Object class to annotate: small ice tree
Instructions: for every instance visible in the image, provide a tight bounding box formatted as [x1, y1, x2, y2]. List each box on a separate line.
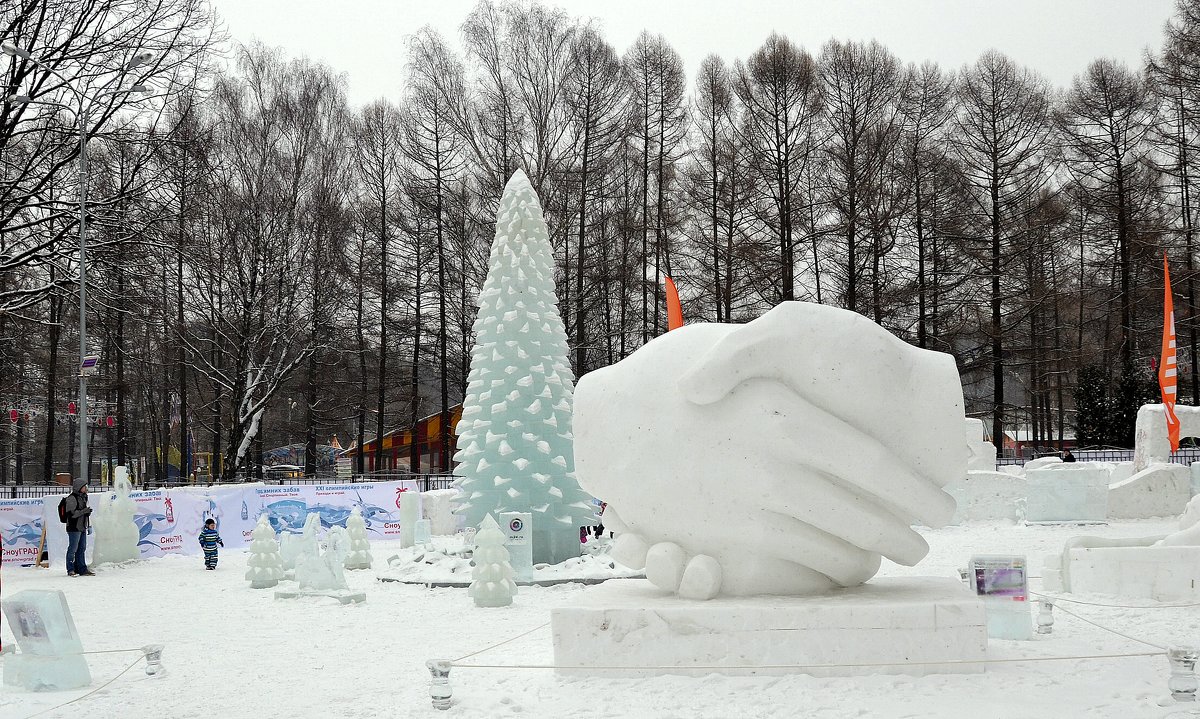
[343, 507, 373, 570]
[469, 515, 517, 608]
[453, 170, 596, 565]
[245, 515, 285, 589]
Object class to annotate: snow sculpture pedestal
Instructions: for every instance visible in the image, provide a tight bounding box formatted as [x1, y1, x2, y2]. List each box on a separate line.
[1048, 546, 1200, 601]
[551, 578, 986, 677]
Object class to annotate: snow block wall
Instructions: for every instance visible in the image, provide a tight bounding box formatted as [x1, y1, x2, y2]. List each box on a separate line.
[1134, 404, 1200, 472]
[574, 301, 967, 597]
[1024, 466, 1109, 522]
[421, 489, 459, 536]
[1107, 463, 1191, 519]
[452, 170, 596, 565]
[945, 471, 1028, 523]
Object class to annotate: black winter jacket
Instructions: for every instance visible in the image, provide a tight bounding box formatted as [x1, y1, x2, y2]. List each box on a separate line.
[64, 492, 91, 533]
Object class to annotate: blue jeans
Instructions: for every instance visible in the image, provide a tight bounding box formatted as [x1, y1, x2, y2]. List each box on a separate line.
[66, 530, 88, 574]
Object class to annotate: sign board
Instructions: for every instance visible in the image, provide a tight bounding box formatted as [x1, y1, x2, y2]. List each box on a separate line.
[970, 554, 1027, 601]
[969, 554, 1031, 640]
[500, 511, 532, 580]
[335, 457, 353, 479]
[79, 355, 100, 377]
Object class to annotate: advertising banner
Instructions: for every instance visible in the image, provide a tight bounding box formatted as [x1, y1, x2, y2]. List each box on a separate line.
[0, 498, 46, 566]
[129, 489, 207, 558]
[302, 481, 421, 539]
[33, 479, 425, 567]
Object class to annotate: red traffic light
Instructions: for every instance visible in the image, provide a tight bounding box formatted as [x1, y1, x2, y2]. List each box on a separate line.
[67, 401, 77, 415]
[8, 409, 17, 423]
[106, 416, 114, 428]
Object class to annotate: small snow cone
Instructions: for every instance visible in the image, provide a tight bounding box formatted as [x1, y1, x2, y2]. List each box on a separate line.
[343, 507, 373, 570]
[469, 515, 517, 608]
[245, 515, 285, 589]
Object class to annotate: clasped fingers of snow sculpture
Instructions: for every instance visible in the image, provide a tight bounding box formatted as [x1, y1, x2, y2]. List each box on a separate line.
[574, 301, 966, 598]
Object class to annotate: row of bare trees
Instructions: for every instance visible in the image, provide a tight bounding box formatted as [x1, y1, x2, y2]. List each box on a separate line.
[5, 0, 1200, 483]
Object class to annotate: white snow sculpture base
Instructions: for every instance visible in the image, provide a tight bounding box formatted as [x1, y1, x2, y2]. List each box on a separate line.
[945, 471, 1028, 523]
[273, 589, 366, 604]
[1024, 466, 1109, 523]
[551, 577, 986, 677]
[1107, 464, 1191, 519]
[1047, 546, 1200, 601]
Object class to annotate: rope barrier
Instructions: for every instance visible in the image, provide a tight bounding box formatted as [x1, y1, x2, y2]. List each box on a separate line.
[1053, 603, 1168, 650]
[1029, 590, 1200, 610]
[20, 655, 143, 719]
[453, 621, 551, 663]
[449, 651, 1162, 671]
[79, 647, 145, 656]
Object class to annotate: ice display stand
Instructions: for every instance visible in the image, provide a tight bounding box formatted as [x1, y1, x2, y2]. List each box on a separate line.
[969, 555, 1032, 640]
[2, 589, 91, 691]
[1024, 466, 1109, 523]
[551, 577, 987, 677]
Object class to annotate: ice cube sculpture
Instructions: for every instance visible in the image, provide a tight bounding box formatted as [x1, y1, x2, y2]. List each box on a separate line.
[2, 589, 91, 691]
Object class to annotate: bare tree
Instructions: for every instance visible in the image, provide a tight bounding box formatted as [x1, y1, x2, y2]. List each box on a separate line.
[952, 51, 1052, 451]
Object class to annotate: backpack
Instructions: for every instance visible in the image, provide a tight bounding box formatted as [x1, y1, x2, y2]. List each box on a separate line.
[58, 496, 69, 523]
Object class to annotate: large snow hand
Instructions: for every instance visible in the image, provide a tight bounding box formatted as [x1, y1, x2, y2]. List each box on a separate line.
[573, 302, 966, 599]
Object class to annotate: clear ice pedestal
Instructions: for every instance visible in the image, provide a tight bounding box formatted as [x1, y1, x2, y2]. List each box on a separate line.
[2, 589, 91, 691]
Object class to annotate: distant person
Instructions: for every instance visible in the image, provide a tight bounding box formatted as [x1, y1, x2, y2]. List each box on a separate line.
[1062, 450, 1077, 463]
[199, 518, 224, 570]
[62, 478, 94, 577]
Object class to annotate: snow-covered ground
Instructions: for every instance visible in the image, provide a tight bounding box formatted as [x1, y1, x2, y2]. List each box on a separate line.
[2, 519, 1198, 718]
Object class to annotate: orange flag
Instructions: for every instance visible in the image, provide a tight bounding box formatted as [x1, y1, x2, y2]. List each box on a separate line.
[1160, 252, 1181, 453]
[665, 276, 683, 331]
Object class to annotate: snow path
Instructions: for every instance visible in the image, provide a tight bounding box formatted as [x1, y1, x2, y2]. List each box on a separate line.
[1, 519, 1195, 718]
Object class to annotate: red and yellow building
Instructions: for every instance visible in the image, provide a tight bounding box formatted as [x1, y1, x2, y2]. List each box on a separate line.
[343, 405, 463, 473]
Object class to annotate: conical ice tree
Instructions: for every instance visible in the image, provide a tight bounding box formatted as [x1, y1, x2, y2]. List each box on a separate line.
[245, 515, 284, 589]
[453, 169, 596, 565]
[469, 515, 517, 608]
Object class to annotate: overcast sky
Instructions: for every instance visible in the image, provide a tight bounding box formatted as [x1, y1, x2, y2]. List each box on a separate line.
[210, 0, 1177, 106]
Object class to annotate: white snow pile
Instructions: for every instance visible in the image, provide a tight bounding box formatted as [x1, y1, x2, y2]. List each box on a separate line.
[2, 523, 1193, 718]
[377, 536, 641, 585]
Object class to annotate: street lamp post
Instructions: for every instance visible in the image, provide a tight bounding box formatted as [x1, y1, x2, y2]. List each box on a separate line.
[3, 43, 151, 486]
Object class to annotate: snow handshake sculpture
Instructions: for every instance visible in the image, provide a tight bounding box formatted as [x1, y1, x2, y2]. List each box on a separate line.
[573, 302, 967, 599]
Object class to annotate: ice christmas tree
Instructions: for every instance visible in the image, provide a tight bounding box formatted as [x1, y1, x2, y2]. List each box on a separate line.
[468, 515, 517, 608]
[245, 515, 285, 589]
[453, 169, 596, 565]
[343, 507, 373, 570]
